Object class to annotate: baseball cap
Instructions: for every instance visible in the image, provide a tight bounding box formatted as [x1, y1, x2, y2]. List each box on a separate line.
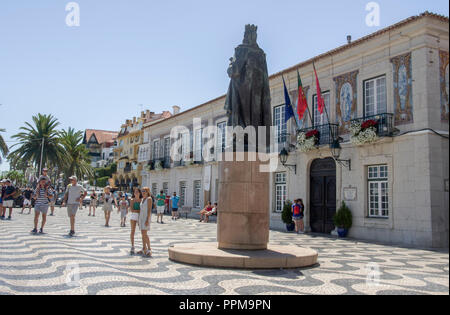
[69, 175, 77, 181]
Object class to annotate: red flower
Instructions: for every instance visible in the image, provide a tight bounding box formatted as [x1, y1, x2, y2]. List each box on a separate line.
[361, 120, 378, 130]
[306, 129, 319, 138]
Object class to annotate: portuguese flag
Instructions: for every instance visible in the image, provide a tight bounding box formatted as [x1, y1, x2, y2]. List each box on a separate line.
[297, 70, 308, 120]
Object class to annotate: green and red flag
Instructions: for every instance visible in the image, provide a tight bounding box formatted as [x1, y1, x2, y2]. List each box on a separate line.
[297, 70, 308, 120]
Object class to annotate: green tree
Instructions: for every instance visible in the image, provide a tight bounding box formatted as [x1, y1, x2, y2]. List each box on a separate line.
[0, 128, 9, 163]
[9, 114, 63, 172]
[5, 170, 25, 186]
[59, 127, 93, 184]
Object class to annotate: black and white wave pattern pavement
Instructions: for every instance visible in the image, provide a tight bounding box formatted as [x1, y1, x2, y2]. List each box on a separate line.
[0, 207, 448, 295]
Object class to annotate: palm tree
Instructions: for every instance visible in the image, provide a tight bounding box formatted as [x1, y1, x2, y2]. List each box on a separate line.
[0, 128, 9, 163]
[10, 114, 63, 173]
[59, 127, 93, 184]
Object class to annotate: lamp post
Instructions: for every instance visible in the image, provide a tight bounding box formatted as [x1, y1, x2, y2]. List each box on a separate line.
[330, 140, 351, 170]
[278, 148, 297, 174]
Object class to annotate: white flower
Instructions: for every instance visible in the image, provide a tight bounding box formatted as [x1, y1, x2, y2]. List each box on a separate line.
[297, 132, 318, 152]
[350, 122, 378, 146]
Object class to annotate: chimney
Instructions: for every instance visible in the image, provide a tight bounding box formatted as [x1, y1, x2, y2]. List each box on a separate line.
[347, 35, 352, 44]
[173, 106, 181, 115]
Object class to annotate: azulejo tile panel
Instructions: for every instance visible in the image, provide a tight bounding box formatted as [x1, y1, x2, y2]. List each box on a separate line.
[439, 50, 449, 122]
[333, 70, 359, 134]
[391, 53, 413, 125]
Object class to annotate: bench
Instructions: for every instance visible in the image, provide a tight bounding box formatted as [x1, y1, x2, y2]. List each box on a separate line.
[179, 206, 192, 219]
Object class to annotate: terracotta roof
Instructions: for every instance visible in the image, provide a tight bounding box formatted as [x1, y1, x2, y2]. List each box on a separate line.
[143, 12, 448, 131]
[84, 129, 118, 145]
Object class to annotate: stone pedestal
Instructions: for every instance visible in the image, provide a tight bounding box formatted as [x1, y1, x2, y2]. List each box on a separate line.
[168, 151, 319, 269]
[217, 152, 269, 250]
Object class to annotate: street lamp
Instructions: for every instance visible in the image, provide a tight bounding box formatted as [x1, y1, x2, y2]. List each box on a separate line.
[330, 139, 351, 170]
[278, 148, 297, 174]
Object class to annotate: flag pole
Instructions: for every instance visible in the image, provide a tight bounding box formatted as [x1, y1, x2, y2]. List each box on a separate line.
[313, 62, 336, 143]
[298, 69, 313, 124]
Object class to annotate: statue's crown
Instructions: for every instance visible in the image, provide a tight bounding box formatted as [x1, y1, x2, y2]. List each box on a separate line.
[243, 24, 258, 45]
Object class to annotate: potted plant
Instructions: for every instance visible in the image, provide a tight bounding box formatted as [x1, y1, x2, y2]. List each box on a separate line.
[333, 201, 353, 237]
[281, 200, 295, 232]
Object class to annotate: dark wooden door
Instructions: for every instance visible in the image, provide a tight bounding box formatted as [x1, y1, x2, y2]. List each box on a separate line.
[310, 158, 336, 234]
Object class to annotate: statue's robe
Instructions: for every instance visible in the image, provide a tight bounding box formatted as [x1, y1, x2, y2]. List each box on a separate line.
[224, 43, 272, 151]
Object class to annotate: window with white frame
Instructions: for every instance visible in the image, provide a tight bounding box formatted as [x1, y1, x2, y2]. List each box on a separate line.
[151, 183, 158, 198]
[163, 182, 169, 196]
[193, 180, 201, 208]
[313, 92, 330, 127]
[153, 139, 160, 160]
[181, 133, 190, 161]
[274, 172, 287, 213]
[364, 76, 387, 117]
[368, 165, 389, 218]
[164, 137, 170, 158]
[194, 129, 202, 162]
[274, 105, 287, 143]
[179, 181, 187, 207]
[217, 122, 227, 154]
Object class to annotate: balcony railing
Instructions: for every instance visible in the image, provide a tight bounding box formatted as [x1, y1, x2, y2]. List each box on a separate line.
[124, 166, 132, 173]
[350, 113, 394, 137]
[149, 157, 171, 170]
[297, 123, 339, 146]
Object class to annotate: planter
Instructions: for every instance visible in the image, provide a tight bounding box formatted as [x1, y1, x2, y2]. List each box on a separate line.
[337, 228, 348, 238]
[286, 222, 296, 232]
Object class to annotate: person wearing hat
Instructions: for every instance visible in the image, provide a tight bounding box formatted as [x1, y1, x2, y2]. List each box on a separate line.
[39, 168, 51, 190]
[1, 179, 16, 220]
[62, 176, 86, 237]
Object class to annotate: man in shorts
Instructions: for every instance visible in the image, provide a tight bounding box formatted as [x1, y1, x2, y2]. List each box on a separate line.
[21, 187, 33, 214]
[170, 192, 180, 220]
[2, 180, 16, 220]
[156, 190, 166, 224]
[62, 176, 86, 237]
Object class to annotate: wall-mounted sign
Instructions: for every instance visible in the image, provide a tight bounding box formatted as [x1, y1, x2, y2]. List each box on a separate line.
[344, 187, 357, 201]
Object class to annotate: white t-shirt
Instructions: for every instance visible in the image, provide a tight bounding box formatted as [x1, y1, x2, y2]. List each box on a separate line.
[65, 184, 86, 205]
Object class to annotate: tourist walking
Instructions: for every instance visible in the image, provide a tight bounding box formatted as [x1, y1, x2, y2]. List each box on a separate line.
[48, 186, 56, 216]
[62, 176, 86, 237]
[170, 192, 180, 220]
[1, 180, 16, 220]
[129, 188, 141, 255]
[118, 194, 129, 227]
[31, 178, 49, 234]
[156, 190, 166, 224]
[292, 199, 305, 234]
[88, 190, 97, 216]
[102, 187, 117, 227]
[139, 187, 152, 257]
[21, 187, 33, 214]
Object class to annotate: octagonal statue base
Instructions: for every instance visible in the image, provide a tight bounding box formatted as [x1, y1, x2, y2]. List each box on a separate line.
[168, 242, 318, 269]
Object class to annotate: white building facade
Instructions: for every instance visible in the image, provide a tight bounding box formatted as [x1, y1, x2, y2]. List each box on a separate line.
[138, 13, 449, 248]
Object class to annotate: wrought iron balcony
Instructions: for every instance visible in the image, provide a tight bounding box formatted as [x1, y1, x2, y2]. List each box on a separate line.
[297, 123, 339, 146]
[350, 113, 394, 137]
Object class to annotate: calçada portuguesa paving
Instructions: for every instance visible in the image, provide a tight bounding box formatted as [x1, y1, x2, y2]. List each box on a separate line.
[0, 207, 448, 295]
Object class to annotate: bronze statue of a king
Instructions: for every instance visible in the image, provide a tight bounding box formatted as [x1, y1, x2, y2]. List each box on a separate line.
[224, 24, 272, 152]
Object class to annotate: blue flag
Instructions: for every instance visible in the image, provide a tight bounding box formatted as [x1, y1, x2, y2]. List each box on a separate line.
[283, 76, 295, 123]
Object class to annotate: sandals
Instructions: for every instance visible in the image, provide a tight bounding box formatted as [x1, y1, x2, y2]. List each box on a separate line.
[144, 249, 152, 257]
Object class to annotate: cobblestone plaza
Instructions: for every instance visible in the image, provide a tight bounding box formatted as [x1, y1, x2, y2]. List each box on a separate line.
[0, 209, 448, 295]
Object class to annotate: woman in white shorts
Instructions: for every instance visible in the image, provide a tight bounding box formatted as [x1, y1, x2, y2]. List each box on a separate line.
[89, 190, 97, 217]
[118, 195, 129, 227]
[129, 188, 141, 255]
[102, 187, 116, 227]
[139, 187, 152, 257]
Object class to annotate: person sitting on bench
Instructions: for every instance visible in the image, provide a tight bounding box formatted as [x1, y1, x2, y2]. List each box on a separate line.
[197, 201, 213, 222]
[203, 203, 218, 223]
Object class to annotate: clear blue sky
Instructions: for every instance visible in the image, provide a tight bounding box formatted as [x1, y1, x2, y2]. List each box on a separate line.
[0, 0, 448, 171]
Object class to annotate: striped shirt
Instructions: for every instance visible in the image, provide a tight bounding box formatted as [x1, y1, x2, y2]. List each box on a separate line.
[34, 187, 49, 206]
